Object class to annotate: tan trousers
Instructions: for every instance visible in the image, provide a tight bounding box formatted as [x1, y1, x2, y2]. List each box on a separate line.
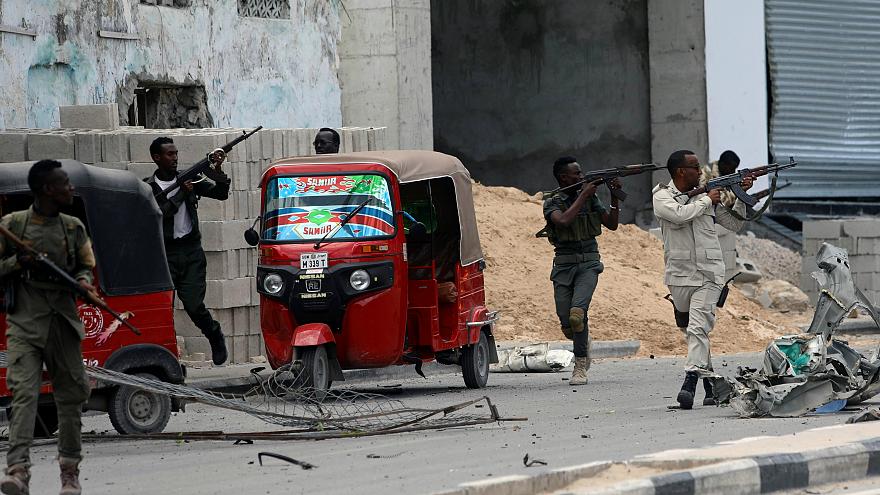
[669, 276, 722, 373]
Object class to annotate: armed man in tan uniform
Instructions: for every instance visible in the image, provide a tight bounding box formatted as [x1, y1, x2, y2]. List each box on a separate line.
[700, 150, 741, 280]
[0, 160, 95, 495]
[652, 150, 751, 409]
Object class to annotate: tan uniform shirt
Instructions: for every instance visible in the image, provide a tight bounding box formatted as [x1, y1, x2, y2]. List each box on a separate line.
[652, 180, 745, 286]
[0, 207, 95, 347]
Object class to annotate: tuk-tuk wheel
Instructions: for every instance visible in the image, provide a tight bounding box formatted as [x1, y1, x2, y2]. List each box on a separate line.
[5, 404, 58, 438]
[461, 330, 490, 389]
[294, 345, 331, 397]
[108, 372, 172, 435]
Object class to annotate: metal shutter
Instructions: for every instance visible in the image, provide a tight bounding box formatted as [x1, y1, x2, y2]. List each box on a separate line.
[766, 0, 880, 198]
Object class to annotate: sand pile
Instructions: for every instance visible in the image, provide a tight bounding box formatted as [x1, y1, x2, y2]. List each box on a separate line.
[473, 183, 807, 357]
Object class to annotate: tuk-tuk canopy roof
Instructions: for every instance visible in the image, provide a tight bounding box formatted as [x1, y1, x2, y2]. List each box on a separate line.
[0, 160, 173, 296]
[269, 150, 484, 266]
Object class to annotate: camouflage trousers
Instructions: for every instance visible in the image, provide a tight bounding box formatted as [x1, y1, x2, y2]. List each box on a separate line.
[6, 316, 90, 467]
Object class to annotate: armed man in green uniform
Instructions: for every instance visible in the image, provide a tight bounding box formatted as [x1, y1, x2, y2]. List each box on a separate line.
[542, 156, 620, 385]
[0, 160, 95, 495]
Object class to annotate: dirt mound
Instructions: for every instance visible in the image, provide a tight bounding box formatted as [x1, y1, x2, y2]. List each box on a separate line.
[473, 183, 807, 357]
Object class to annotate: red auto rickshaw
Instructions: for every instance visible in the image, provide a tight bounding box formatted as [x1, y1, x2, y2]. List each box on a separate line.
[0, 160, 184, 435]
[245, 150, 499, 392]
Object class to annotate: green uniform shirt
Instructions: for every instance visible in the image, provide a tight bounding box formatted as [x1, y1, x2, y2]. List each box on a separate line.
[0, 207, 95, 347]
[542, 192, 607, 266]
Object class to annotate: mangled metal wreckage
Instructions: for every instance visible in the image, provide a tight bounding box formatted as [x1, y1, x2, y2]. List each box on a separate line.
[712, 243, 880, 418]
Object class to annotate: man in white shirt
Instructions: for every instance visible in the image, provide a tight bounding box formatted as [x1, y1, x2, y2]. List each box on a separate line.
[146, 137, 231, 365]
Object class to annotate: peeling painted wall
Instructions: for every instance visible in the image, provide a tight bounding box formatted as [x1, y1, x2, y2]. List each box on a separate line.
[431, 0, 651, 222]
[0, 0, 342, 129]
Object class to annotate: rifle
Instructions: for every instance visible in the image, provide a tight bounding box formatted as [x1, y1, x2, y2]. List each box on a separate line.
[0, 224, 141, 336]
[674, 157, 797, 207]
[154, 126, 263, 205]
[542, 162, 662, 201]
[752, 180, 792, 201]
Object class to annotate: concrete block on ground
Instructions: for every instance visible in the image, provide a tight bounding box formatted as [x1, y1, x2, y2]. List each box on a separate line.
[204, 277, 255, 309]
[260, 129, 274, 159]
[232, 162, 249, 191]
[0, 132, 28, 162]
[28, 133, 75, 160]
[844, 218, 880, 238]
[174, 134, 216, 165]
[174, 308, 235, 337]
[296, 128, 313, 156]
[855, 272, 880, 291]
[837, 236, 854, 254]
[849, 255, 880, 273]
[197, 197, 235, 221]
[857, 237, 880, 255]
[249, 306, 260, 335]
[101, 132, 130, 162]
[352, 127, 367, 151]
[232, 336, 248, 363]
[282, 129, 295, 157]
[200, 219, 251, 252]
[127, 162, 156, 180]
[802, 238, 835, 257]
[233, 306, 249, 336]
[247, 132, 262, 162]
[248, 334, 264, 358]
[128, 132, 162, 163]
[205, 250, 239, 280]
[271, 129, 283, 159]
[249, 191, 260, 219]
[341, 127, 353, 153]
[92, 162, 129, 171]
[803, 220, 843, 239]
[59, 104, 119, 129]
[182, 336, 210, 358]
[74, 132, 101, 163]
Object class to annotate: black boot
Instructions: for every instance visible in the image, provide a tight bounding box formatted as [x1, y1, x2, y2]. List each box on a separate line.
[206, 329, 228, 365]
[703, 378, 716, 406]
[677, 371, 699, 410]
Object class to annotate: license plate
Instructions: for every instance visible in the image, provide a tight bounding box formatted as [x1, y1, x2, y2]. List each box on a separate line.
[300, 253, 328, 270]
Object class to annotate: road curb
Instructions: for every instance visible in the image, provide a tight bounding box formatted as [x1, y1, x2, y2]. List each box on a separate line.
[428, 437, 880, 495]
[187, 340, 641, 392]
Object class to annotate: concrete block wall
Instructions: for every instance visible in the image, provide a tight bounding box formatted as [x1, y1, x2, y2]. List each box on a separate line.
[801, 218, 880, 306]
[1, 108, 388, 364]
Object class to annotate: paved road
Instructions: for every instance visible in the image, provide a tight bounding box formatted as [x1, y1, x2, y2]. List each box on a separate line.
[19, 353, 880, 495]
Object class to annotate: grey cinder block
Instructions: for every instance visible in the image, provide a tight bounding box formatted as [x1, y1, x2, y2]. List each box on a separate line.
[59, 104, 119, 130]
[28, 133, 75, 160]
[0, 132, 28, 162]
[204, 277, 255, 309]
[802, 220, 843, 239]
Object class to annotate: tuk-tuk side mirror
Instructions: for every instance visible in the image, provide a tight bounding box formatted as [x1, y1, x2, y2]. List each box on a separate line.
[244, 228, 260, 246]
[244, 216, 261, 246]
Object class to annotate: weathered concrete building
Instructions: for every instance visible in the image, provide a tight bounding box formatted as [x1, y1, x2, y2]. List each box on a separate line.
[0, 0, 343, 129]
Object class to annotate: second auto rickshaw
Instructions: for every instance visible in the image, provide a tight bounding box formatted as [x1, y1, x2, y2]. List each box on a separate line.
[246, 150, 499, 392]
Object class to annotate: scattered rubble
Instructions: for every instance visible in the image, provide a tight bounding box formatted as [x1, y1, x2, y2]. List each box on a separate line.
[736, 232, 802, 286]
[714, 243, 880, 418]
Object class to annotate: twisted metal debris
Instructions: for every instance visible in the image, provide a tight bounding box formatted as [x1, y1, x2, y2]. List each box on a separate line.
[84, 364, 519, 441]
[713, 243, 880, 418]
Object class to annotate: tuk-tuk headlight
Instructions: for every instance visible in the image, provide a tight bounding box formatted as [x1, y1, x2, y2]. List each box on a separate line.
[263, 273, 284, 295]
[349, 269, 371, 291]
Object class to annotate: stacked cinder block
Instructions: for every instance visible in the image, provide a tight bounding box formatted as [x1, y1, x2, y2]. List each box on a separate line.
[801, 218, 880, 306]
[0, 104, 389, 365]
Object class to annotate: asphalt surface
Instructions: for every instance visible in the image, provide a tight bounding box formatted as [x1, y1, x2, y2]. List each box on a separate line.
[19, 353, 880, 495]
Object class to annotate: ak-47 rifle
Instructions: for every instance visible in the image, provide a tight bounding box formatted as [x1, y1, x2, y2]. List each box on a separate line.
[674, 157, 797, 207]
[752, 180, 792, 201]
[542, 162, 662, 201]
[0, 224, 141, 336]
[154, 126, 263, 205]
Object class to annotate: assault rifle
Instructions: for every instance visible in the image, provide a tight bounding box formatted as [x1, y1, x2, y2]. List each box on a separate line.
[154, 126, 263, 205]
[0, 224, 141, 336]
[674, 157, 797, 207]
[542, 162, 662, 201]
[752, 180, 792, 201]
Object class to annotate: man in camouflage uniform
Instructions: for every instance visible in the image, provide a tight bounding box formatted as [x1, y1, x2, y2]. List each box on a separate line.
[542, 156, 621, 385]
[0, 160, 95, 495]
[652, 150, 751, 409]
[700, 150, 741, 280]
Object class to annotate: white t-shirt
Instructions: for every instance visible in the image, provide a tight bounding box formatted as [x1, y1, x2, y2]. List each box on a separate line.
[154, 177, 193, 239]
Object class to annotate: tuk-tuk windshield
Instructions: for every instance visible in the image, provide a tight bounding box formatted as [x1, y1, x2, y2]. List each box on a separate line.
[262, 174, 396, 242]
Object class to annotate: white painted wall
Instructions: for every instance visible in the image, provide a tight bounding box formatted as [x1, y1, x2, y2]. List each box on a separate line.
[0, 0, 342, 129]
[704, 0, 770, 194]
